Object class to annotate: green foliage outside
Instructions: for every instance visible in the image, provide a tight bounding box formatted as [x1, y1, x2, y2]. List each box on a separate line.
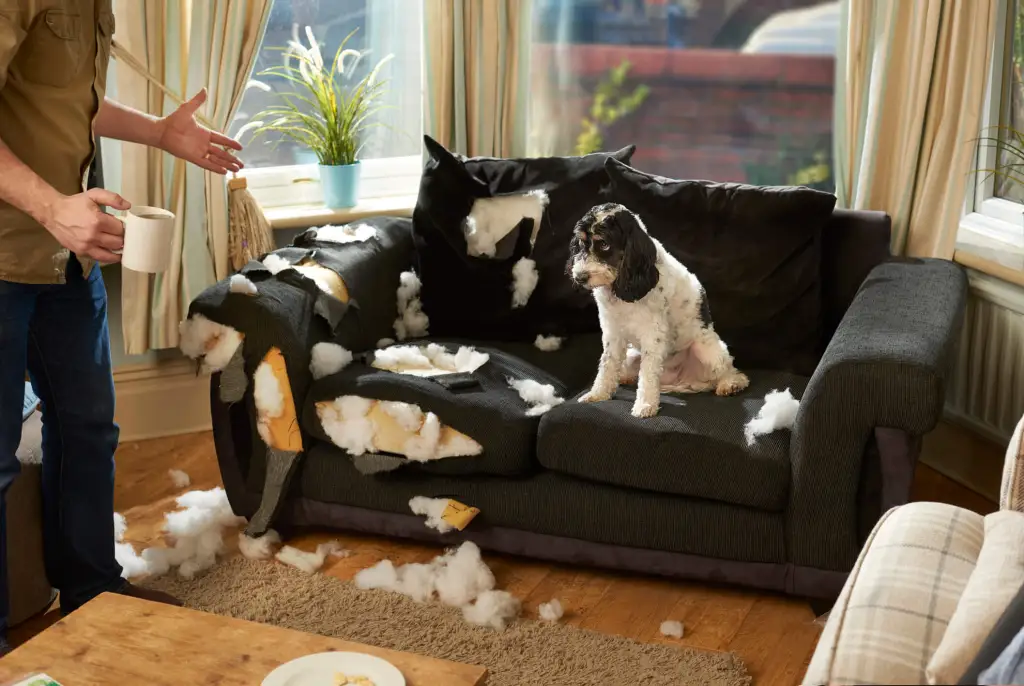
[575, 60, 650, 156]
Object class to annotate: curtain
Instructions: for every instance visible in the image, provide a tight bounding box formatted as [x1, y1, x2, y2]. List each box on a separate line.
[834, 0, 998, 258]
[114, 0, 271, 354]
[423, 0, 532, 157]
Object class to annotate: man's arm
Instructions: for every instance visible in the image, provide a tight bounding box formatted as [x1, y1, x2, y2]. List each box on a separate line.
[92, 98, 163, 148]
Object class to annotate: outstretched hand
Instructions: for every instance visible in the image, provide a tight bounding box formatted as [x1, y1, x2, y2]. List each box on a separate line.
[159, 89, 244, 175]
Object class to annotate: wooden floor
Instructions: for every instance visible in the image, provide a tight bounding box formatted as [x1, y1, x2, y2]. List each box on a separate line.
[11, 423, 1002, 686]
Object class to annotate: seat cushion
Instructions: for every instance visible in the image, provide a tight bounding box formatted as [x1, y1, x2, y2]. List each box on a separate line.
[537, 370, 809, 511]
[302, 341, 570, 476]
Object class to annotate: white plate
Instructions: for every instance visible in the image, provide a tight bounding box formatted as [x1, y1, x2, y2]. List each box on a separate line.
[262, 651, 406, 686]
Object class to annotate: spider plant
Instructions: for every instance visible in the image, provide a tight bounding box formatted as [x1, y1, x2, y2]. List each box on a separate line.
[239, 26, 393, 167]
[974, 124, 1024, 200]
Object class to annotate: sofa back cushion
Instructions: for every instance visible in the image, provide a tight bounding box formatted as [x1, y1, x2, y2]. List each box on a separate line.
[412, 136, 635, 341]
[604, 158, 837, 375]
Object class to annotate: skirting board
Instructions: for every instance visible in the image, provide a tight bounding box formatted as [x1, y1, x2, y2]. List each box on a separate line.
[113, 359, 211, 442]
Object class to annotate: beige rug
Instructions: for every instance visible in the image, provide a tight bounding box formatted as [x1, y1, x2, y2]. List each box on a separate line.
[145, 557, 751, 686]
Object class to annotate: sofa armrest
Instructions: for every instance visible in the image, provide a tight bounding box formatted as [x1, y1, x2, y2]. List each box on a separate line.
[1000, 413, 1024, 512]
[787, 258, 968, 570]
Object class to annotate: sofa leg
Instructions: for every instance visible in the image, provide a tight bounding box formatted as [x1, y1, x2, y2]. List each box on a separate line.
[245, 446, 301, 537]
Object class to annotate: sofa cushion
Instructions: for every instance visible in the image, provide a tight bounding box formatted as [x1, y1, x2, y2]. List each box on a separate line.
[537, 371, 808, 512]
[302, 341, 570, 476]
[604, 158, 837, 376]
[412, 136, 634, 342]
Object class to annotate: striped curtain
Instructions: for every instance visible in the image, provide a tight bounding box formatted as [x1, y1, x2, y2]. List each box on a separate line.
[114, 0, 270, 354]
[834, 0, 997, 258]
[423, 0, 533, 157]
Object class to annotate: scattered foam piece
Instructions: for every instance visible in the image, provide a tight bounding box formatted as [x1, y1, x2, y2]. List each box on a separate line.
[463, 190, 549, 258]
[511, 257, 539, 309]
[253, 359, 285, 446]
[539, 599, 564, 622]
[114, 512, 127, 542]
[534, 335, 564, 352]
[275, 540, 348, 574]
[178, 314, 243, 373]
[660, 620, 684, 639]
[168, 469, 191, 489]
[238, 529, 281, 560]
[409, 496, 455, 533]
[744, 388, 800, 446]
[462, 590, 522, 630]
[228, 273, 258, 295]
[315, 223, 376, 244]
[508, 377, 564, 416]
[262, 253, 291, 274]
[310, 342, 353, 380]
[116, 541, 150, 579]
[434, 541, 496, 608]
[394, 271, 429, 340]
[372, 343, 489, 377]
[377, 338, 395, 349]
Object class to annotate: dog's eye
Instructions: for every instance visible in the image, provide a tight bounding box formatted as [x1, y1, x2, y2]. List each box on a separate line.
[593, 240, 610, 253]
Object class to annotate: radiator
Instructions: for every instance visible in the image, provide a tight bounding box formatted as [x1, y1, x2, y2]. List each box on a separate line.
[945, 270, 1024, 444]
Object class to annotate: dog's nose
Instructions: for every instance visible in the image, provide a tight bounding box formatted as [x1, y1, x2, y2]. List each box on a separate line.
[573, 271, 589, 286]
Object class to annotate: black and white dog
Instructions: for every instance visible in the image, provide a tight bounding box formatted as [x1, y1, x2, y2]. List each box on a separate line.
[568, 203, 749, 418]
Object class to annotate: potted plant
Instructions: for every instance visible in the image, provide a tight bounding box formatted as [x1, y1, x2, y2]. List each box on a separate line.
[243, 27, 393, 209]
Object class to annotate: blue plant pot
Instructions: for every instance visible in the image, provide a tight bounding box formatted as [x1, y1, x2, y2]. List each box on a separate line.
[319, 162, 361, 209]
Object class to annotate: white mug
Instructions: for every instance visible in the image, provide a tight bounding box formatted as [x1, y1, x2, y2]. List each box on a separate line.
[119, 205, 175, 273]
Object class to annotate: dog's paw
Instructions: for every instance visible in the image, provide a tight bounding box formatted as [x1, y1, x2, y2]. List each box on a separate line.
[578, 391, 611, 404]
[715, 373, 749, 397]
[631, 400, 659, 418]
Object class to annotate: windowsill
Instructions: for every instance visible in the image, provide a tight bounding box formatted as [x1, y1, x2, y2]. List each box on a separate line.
[955, 211, 1024, 288]
[263, 194, 417, 231]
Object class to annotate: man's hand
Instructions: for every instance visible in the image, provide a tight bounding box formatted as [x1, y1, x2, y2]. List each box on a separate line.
[157, 89, 243, 175]
[41, 188, 131, 264]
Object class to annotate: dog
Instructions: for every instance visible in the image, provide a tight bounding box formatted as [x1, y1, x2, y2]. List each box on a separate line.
[568, 203, 749, 418]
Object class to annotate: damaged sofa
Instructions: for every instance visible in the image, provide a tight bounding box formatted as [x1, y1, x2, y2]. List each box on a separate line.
[184, 137, 968, 600]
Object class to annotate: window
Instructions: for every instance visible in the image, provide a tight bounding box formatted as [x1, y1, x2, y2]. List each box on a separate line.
[962, 0, 1024, 247]
[528, 0, 838, 192]
[231, 0, 423, 209]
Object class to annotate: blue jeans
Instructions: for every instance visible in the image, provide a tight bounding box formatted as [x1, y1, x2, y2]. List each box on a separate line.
[0, 257, 123, 639]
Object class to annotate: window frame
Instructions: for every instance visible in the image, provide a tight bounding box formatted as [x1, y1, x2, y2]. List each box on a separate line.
[961, 0, 1023, 248]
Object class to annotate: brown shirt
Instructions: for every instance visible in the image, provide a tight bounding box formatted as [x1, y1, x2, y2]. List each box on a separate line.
[0, 0, 114, 284]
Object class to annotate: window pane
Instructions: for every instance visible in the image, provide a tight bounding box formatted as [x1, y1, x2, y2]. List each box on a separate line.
[529, 0, 837, 191]
[997, 0, 1024, 203]
[230, 0, 422, 168]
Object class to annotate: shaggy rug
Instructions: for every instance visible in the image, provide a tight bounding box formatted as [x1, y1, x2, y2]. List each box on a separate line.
[145, 556, 751, 686]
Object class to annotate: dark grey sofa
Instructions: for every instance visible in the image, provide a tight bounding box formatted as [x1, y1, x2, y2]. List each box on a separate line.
[194, 203, 967, 601]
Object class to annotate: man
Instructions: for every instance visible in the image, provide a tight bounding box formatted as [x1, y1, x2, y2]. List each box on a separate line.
[0, 0, 244, 650]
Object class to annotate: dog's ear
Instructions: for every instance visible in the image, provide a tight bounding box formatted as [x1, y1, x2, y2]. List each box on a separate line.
[612, 212, 659, 302]
[565, 228, 584, 275]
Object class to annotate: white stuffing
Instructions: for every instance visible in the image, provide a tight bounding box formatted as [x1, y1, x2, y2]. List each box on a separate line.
[228, 273, 258, 295]
[409, 496, 454, 534]
[275, 540, 348, 574]
[318, 395, 376, 456]
[463, 190, 549, 258]
[402, 412, 442, 461]
[539, 598, 564, 622]
[660, 620, 685, 639]
[168, 469, 191, 489]
[315, 223, 377, 244]
[394, 270, 430, 340]
[511, 257, 539, 309]
[508, 377, 565, 416]
[379, 401, 425, 432]
[372, 343, 489, 377]
[114, 512, 127, 541]
[253, 360, 285, 446]
[462, 590, 522, 630]
[744, 388, 800, 446]
[534, 334, 564, 352]
[355, 541, 496, 608]
[178, 314, 243, 373]
[310, 342, 353, 380]
[263, 253, 339, 298]
[238, 529, 281, 560]
[377, 337, 395, 349]
[262, 253, 291, 274]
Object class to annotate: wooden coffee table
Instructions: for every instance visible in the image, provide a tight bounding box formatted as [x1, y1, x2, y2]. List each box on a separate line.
[0, 593, 487, 685]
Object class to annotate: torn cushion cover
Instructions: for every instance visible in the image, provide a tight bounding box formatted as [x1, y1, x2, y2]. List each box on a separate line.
[605, 157, 836, 376]
[301, 342, 569, 476]
[412, 135, 635, 341]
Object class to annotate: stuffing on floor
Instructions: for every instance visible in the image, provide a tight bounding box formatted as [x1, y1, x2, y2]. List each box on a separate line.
[372, 343, 489, 378]
[534, 334, 564, 352]
[659, 620, 684, 639]
[511, 257, 539, 309]
[394, 270, 429, 340]
[743, 388, 800, 446]
[507, 378, 564, 416]
[178, 314, 244, 373]
[463, 190, 549, 258]
[238, 529, 281, 561]
[310, 342, 353, 380]
[314, 223, 376, 244]
[275, 540, 349, 574]
[168, 469, 191, 489]
[316, 396, 482, 460]
[355, 541, 520, 630]
[228, 273, 258, 295]
[538, 599, 564, 622]
[409, 496, 480, 533]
